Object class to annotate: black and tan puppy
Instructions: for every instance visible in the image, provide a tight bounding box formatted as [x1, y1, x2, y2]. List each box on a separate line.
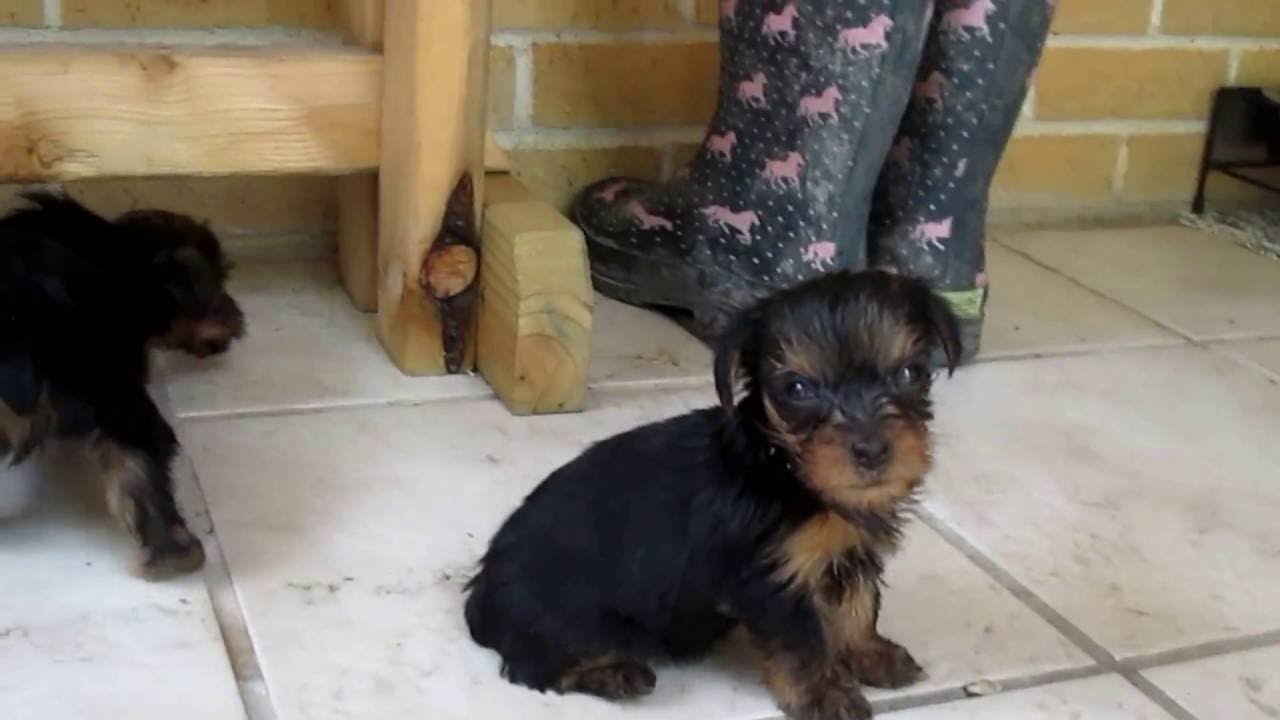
[1, 192, 245, 578]
[465, 270, 960, 720]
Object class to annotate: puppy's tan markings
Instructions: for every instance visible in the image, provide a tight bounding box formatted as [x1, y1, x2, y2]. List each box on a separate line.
[0, 386, 54, 463]
[558, 655, 656, 700]
[776, 338, 825, 382]
[754, 635, 873, 720]
[773, 511, 869, 590]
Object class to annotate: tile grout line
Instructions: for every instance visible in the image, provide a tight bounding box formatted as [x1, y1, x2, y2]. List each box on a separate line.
[991, 237, 1280, 384]
[1204, 343, 1280, 385]
[151, 376, 277, 720]
[1123, 630, 1280, 671]
[172, 377, 718, 424]
[1122, 673, 1198, 720]
[909, 506, 1202, 719]
[872, 664, 1106, 716]
[177, 441, 279, 720]
[200, 525, 280, 720]
[990, 237, 1203, 345]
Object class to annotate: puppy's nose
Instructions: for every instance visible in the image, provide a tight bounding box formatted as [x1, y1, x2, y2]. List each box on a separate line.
[851, 438, 891, 471]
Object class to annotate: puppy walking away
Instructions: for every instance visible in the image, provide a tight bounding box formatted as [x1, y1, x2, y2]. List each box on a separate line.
[0, 193, 245, 578]
[465, 271, 960, 720]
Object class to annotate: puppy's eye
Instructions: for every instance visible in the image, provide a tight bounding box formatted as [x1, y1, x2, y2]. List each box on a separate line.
[897, 364, 927, 386]
[784, 377, 816, 402]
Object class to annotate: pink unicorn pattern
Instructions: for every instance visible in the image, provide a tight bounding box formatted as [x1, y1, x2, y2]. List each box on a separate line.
[625, 201, 674, 231]
[912, 216, 953, 251]
[836, 14, 894, 57]
[737, 72, 768, 109]
[701, 205, 761, 244]
[706, 131, 737, 161]
[762, 3, 799, 44]
[798, 86, 842, 125]
[801, 241, 838, 271]
[720, 0, 737, 26]
[762, 152, 805, 189]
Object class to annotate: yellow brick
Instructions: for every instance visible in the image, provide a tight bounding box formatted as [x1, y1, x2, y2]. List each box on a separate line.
[510, 147, 664, 211]
[697, 0, 720, 25]
[0, 0, 40, 25]
[1125, 133, 1280, 206]
[1236, 49, 1280, 87]
[1051, 0, 1151, 33]
[1162, 0, 1280, 36]
[1, 176, 337, 235]
[992, 135, 1121, 207]
[1123, 133, 1202, 201]
[64, 0, 335, 28]
[1035, 48, 1228, 120]
[489, 47, 517, 131]
[494, 0, 684, 30]
[533, 42, 719, 128]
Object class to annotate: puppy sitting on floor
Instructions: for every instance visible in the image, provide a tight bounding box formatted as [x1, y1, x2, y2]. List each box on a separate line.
[1, 192, 245, 578]
[465, 271, 960, 720]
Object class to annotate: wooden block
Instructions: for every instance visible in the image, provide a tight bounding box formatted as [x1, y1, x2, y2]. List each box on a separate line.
[376, 0, 490, 375]
[478, 174, 593, 415]
[335, 1, 384, 312]
[0, 46, 381, 181]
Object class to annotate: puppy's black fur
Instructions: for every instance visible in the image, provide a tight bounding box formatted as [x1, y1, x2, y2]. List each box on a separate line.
[465, 271, 960, 719]
[1, 192, 245, 578]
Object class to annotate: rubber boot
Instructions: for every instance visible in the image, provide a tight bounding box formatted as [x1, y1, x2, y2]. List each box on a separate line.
[868, 0, 1054, 362]
[574, 0, 932, 339]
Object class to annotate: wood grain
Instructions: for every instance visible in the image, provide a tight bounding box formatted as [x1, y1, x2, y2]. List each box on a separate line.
[334, 0, 385, 312]
[478, 174, 593, 415]
[0, 45, 381, 181]
[376, 0, 490, 375]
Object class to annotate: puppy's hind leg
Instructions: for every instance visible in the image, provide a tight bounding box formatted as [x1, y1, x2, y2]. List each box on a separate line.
[494, 634, 656, 701]
[92, 391, 204, 579]
[558, 656, 657, 700]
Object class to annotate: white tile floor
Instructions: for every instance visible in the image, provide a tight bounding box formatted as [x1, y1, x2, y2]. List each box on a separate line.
[3, 225, 1279, 719]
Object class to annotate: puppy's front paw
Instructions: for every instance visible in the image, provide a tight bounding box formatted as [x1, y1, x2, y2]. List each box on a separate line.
[793, 673, 872, 720]
[139, 526, 206, 580]
[847, 638, 924, 690]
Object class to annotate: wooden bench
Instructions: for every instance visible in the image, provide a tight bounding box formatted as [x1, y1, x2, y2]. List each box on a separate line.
[0, 0, 592, 415]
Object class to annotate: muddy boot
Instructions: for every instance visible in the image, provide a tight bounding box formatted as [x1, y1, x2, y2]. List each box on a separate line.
[574, 0, 932, 339]
[868, 0, 1054, 362]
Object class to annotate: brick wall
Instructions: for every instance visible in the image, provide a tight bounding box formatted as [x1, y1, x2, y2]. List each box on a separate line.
[497, 0, 1280, 220]
[3, 0, 1279, 245]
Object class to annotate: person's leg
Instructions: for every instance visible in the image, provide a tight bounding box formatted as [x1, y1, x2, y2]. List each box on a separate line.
[575, 0, 932, 338]
[868, 0, 1055, 360]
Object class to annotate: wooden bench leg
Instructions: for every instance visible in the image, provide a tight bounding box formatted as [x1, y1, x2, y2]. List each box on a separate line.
[377, 0, 490, 374]
[337, 173, 379, 311]
[335, 2, 384, 311]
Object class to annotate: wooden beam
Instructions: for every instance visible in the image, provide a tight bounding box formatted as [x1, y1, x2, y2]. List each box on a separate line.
[478, 174, 593, 415]
[376, 0, 490, 375]
[335, 1, 385, 312]
[0, 46, 381, 181]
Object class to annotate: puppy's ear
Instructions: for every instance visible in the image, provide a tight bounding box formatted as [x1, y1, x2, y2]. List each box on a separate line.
[922, 290, 962, 375]
[714, 305, 763, 416]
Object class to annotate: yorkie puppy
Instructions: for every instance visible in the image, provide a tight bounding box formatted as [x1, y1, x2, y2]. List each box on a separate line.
[465, 270, 960, 719]
[1, 192, 245, 578]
